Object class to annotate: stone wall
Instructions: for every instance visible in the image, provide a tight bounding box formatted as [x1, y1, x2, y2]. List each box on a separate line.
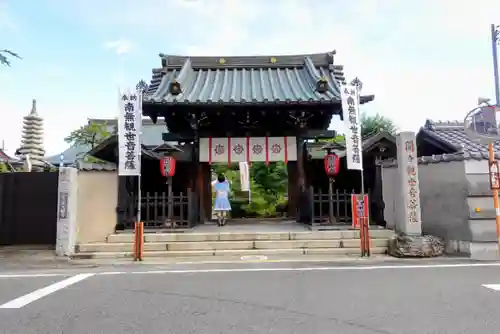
[382, 158, 500, 258]
[76, 171, 118, 244]
[382, 160, 468, 240]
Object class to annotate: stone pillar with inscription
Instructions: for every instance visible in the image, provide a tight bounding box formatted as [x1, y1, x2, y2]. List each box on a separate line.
[55, 167, 79, 256]
[395, 131, 422, 235]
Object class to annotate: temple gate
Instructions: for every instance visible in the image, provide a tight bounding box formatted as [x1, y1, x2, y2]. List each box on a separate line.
[90, 51, 385, 229]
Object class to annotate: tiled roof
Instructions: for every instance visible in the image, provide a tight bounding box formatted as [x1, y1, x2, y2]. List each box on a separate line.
[381, 119, 500, 168]
[45, 144, 90, 166]
[144, 52, 375, 106]
[48, 118, 169, 165]
[76, 161, 117, 171]
[0, 149, 18, 162]
[86, 135, 165, 162]
[321, 131, 396, 152]
[89, 118, 166, 146]
[379, 151, 500, 168]
[420, 119, 500, 157]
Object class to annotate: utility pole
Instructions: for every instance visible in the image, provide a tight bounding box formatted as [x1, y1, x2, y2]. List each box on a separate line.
[490, 24, 500, 253]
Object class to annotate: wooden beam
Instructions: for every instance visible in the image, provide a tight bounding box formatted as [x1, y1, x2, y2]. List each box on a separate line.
[300, 129, 337, 140]
[162, 132, 195, 142]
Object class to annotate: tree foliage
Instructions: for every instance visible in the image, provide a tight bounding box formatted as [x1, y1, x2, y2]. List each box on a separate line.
[65, 121, 112, 149]
[1, 49, 21, 67]
[213, 162, 288, 217]
[331, 113, 397, 145]
[360, 113, 397, 136]
[0, 162, 10, 173]
[65, 121, 113, 163]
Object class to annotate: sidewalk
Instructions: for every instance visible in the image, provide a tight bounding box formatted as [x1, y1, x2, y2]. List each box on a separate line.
[0, 246, 97, 271]
[0, 246, 491, 271]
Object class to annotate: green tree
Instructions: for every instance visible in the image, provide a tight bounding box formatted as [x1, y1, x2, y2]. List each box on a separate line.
[250, 162, 288, 197]
[0, 162, 10, 172]
[361, 113, 397, 136]
[1, 49, 21, 67]
[213, 162, 288, 217]
[329, 113, 397, 145]
[65, 121, 111, 149]
[65, 121, 112, 162]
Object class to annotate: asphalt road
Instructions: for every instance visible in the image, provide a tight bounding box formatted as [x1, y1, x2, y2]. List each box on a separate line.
[1, 261, 500, 333]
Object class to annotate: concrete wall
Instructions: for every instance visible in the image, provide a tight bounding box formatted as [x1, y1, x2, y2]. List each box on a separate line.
[381, 166, 397, 230]
[465, 160, 499, 242]
[75, 171, 118, 244]
[418, 161, 469, 241]
[382, 161, 469, 240]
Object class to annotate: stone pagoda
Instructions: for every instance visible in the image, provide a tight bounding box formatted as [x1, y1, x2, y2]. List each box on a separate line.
[17, 99, 45, 171]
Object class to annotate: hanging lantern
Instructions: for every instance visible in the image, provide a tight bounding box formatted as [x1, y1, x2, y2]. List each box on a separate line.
[160, 156, 177, 177]
[324, 153, 340, 177]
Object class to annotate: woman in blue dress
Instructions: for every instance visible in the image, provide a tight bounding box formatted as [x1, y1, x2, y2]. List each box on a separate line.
[213, 174, 231, 226]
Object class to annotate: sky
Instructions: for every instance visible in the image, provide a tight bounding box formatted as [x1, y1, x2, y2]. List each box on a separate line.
[1, 0, 500, 156]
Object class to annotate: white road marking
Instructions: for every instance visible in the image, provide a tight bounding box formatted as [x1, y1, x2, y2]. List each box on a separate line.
[0, 273, 94, 309]
[240, 255, 268, 261]
[0, 273, 68, 279]
[2, 262, 500, 278]
[482, 284, 500, 291]
[107, 262, 500, 275]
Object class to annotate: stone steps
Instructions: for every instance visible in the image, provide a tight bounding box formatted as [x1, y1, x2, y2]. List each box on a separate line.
[73, 229, 394, 259]
[77, 238, 389, 253]
[106, 230, 393, 243]
[72, 247, 388, 259]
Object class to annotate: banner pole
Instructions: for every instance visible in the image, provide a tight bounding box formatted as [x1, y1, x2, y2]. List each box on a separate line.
[356, 84, 369, 257]
[136, 88, 143, 261]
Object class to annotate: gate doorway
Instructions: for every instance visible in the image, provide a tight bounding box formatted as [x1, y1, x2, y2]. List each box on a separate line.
[0, 172, 58, 245]
[208, 162, 290, 221]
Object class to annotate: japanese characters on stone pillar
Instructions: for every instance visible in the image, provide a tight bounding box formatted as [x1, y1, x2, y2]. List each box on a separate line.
[55, 167, 78, 256]
[118, 89, 142, 176]
[396, 131, 422, 235]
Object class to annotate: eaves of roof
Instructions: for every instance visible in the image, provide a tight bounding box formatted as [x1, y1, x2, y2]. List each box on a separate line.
[143, 52, 374, 106]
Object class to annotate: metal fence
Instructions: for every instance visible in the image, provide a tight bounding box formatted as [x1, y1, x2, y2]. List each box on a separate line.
[122, 190, 196, 230]
[310, 188, 367, 225]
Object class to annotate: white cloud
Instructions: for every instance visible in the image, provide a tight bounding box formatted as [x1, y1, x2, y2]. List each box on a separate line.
[103, 39, 134, 55]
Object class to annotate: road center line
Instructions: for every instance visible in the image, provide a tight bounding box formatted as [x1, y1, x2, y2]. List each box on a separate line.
[0, 273, 94, 309]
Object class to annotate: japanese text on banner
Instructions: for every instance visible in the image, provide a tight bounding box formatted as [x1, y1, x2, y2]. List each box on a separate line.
[341, 85, 363, 170]
[118, 89, 142, 176]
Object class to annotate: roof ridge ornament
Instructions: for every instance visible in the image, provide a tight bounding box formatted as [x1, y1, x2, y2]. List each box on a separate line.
[30, 98, 37, 115]
[169, 77, 182, 95]
[316, 76, 329, 93]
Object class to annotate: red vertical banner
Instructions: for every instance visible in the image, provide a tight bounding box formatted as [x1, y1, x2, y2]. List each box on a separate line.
[284, 136, 288, 164]
[227, 137, 231, 167]
[208, 137, 213, 165]
[351, 194, 369, 229]
[265, 136, 269, 166]
[246, 136, 251, 165]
